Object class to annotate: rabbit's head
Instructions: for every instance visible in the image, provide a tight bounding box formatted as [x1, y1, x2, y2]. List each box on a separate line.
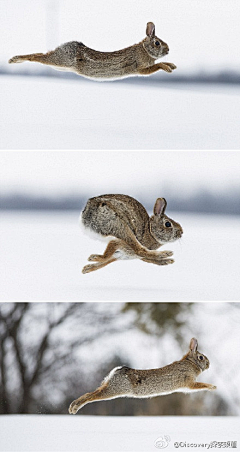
[150, 198, 183, 244]
[187, 338, 210, 371]
[143, 22, 169, 59]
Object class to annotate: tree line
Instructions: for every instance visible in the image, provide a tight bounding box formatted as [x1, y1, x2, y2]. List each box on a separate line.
[1, 191, 240, 215]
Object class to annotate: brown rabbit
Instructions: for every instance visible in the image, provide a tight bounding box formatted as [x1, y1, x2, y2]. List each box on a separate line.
[80, 194, 183, 274]
[8, 22, 176, 80]
[69, 338, 216, 414]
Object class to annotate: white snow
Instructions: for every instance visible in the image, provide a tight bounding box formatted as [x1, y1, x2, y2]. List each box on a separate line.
[0, 415, 239, 452]
[1, 211, 240, 301]
[1, 76, 240, 149]
[1, 151, 240, 198]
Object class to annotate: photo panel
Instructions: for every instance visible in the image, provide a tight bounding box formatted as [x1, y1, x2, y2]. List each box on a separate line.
[1, 150, 240, 301]
[0, 301, 240, 451]
[1, 0, 240, 150]
[1, 0, 240, 451]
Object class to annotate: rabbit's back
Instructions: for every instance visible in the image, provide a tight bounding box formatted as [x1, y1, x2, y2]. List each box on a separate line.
[47, 40, 154, 78]
[108, 361, 197, 397]
[75, 43, 154, 79]
[81, 194, 158, 249]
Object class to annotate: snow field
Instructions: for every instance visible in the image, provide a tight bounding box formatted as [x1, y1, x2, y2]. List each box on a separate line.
[1, 76, 240, 149]
[0, 415, 239, 452]
[0, 211, 240, 300]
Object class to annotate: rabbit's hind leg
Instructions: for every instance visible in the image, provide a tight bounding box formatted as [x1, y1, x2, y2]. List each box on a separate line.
[8, 51, 61, 66]
[188, 382, 217, 392]
[82, 258, 117, 274]
[83, 241, 118, 273]
[9, 53, 47, 64]
[82, 239, 134, 273]
[87, 240, 121, 262]
[87, 239, 135, 263]
[69, 382, 112, 414]
[9, 49, 68, 68]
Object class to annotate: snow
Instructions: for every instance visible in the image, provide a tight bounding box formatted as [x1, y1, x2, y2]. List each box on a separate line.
[0, 415, 239, 451]
[1, 76, 240, 149]
[1, 151, 240, 198]
[1, 211, 240, 301]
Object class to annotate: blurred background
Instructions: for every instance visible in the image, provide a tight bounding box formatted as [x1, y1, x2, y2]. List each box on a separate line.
[1, 151, 240, 301]
[0, 301, 239, 416]
[1, 151, 240, 214]
[1, 0, 240, 149]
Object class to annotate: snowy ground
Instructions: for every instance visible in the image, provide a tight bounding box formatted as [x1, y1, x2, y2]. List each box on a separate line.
[1, 211, 240, 301]
[1, 76, 240, 149]
[0, 415, 239, 452]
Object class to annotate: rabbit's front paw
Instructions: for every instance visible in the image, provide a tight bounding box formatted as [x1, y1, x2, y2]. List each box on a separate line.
[141, 256, 174, 266]
[159, 258, 175, 266]
[161, 63, 177, 73]
[159, 250, 173, 258]
[167, 63, 177, 70]
[209, 385, 217, 391]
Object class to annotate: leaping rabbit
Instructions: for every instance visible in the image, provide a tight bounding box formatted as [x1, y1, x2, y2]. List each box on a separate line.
[9, 22, 176, 80]
[69, 338, 216, 414]
[80, 194, 183, 274]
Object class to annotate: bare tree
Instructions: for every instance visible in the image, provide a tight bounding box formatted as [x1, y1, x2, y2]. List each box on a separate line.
[0, 302, 126, 414]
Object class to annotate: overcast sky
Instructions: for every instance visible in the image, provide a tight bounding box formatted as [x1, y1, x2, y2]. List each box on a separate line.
[1, 151, 240, 197]
[2, 0, 240, 74]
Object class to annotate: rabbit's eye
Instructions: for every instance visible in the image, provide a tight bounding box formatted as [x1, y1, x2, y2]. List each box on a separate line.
[199, 355, 204, 361]
[155, 41, 160, 46]
[165, 221, 172, 228]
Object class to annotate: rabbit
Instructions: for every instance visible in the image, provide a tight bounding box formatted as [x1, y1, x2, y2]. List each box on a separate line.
[80, 194, 183, 274]
[8, 22, 176, 80]
[69, 338, 216, 414]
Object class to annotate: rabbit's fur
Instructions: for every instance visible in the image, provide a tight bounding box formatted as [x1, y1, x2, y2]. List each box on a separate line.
[80, 194, 183, 274]
[69, 338, 216, 414]
[8, 23, 176, 80]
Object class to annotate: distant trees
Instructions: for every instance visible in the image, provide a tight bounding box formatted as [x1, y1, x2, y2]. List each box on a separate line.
[122, 302, 193, 342]
[0, 302, 128, 414]
[1, 190, 240, 215]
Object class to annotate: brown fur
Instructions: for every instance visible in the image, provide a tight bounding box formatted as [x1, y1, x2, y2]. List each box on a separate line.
[81, 194, 183, 273]
[69, 338, 216, 414]
[9, 22, 176, 80]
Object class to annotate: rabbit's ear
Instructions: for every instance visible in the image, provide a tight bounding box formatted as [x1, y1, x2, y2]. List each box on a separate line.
[189, 338, 198, 353]
[146, 22, 155, 38]
[154, 198, 167, 216]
